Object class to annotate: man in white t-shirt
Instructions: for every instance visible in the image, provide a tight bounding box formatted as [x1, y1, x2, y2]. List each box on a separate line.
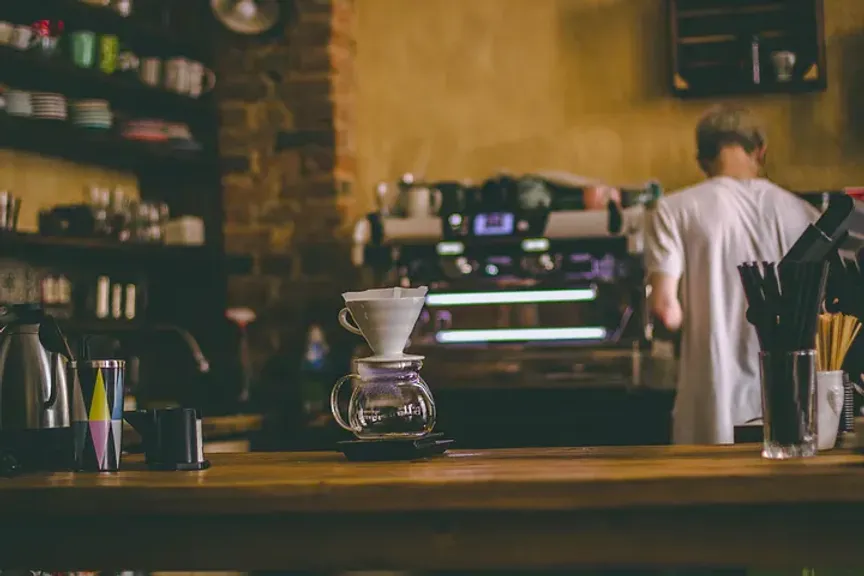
[645, 106, 818, 445]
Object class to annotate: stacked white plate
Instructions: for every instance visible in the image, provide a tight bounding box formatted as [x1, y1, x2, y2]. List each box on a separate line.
[6, 91, 33, 117]
[71, 99, 112, 129]
[31, 92, 67, 120]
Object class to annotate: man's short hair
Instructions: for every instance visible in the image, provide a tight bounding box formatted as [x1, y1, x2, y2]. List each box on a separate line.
[696, 106, 767, 162]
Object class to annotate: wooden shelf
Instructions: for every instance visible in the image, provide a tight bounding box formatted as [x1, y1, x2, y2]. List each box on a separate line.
[670, 0, 827, 98]
[0, 113, 204, 171]
[675, 76, 825, 98]
[0, 231, 212, 263]
[0, 46, 212, 125]
[0, 232, 254, 274]
[57, 317, 147, 334]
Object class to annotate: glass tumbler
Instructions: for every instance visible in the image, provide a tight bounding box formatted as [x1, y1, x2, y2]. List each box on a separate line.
[759, 350, 817, 459]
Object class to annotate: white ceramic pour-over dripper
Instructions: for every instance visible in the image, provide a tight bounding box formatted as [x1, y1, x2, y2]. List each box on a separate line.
[342, 287, 428, 301]
[338, 287, 428, 358]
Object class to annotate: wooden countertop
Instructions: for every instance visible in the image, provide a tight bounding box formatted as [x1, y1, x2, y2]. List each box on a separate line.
[3, 445, 864, 570]
[1, 444, 863, 514]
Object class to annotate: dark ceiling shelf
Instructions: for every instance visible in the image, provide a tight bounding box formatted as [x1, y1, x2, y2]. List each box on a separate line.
[0, 113, 204, 171]
[0, 46, 213, 125]
[0, 232, 254, 273]
[57, 318, 147, 335]
[0, 0, 209, 63]
[0, 232, 214, 262]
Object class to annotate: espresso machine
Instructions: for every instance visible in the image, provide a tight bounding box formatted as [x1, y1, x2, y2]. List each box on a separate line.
[353, 173, 674, 447]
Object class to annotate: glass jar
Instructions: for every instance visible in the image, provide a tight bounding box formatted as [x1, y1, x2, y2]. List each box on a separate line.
[330, 357, 435, 440]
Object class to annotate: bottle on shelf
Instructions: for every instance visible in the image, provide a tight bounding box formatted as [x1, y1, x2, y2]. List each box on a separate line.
[751, 35, 761, 85]
[95, 275, 111, 319]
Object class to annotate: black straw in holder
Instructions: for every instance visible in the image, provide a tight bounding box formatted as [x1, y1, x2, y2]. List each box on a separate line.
[738, 261, 828, 449]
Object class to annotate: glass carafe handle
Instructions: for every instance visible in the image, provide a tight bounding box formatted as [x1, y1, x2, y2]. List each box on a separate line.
[330, 374, 359, 432]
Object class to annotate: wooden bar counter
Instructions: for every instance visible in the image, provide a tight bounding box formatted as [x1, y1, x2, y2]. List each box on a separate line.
[2, 444, 864, 571]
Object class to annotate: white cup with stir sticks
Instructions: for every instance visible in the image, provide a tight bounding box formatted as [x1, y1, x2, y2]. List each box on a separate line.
[815, 313, 862, 450]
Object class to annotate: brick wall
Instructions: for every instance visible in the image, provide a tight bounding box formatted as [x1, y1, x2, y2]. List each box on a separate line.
[216, 0, 358, 370]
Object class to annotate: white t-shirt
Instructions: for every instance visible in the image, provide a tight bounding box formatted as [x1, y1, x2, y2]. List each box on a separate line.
[645, 176, 818, 445]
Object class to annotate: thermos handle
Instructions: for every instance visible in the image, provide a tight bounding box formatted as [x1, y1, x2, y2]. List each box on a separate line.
[329, 374, 358, 432]
[44, 353, 59, 409]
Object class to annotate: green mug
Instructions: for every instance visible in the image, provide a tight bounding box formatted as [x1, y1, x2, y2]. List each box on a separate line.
[70, 30, 95, 68]
[99, 34, 118, 74]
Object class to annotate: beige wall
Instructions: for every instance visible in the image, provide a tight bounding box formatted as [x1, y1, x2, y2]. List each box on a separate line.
[1, 151, 139, 232]
[355, 0, 864, 211]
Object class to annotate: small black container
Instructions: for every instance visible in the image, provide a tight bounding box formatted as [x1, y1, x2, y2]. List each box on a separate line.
[124, 408, 210, 471]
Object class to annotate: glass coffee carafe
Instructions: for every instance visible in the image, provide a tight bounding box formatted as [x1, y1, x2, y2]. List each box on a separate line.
[330, 357, 436, 440]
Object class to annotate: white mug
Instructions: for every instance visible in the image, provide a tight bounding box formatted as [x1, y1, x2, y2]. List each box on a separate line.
[139, 57, 161, 86]
[0, 22, 13, 45]
[164, 57, 191, 94]
[188, 61, 216, 98]
[10, 25, 36, 50]
[816, 370, 844, 451]
[406, 186, 441, 218]
[771, 50, 796, 82]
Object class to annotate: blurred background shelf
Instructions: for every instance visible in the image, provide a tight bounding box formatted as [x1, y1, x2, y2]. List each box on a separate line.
[0, 1, 238, 414]
[0, 0, 209, 63]
[0, 113, 205, 171]
[0, 231, 253, 273]
[0, 46, 212, 125]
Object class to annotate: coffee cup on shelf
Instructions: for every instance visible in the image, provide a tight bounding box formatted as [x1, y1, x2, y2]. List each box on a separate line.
[118, 50, 140, 73]
[0, 22, 14, 46]
[69, 30, 96, 67]
[164, 57, 192, 94]
[112, 0, 133, 17]
[188, 61, 217, 98]
[139, 57, 161, 87]
[99, 34, 119, 74]
[771, 50, 796, 82]
[10, 25, 37, 51]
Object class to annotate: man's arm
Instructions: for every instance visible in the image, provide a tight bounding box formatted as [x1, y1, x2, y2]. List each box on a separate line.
[645, 199, 684, 332]
[650, 272, 682, 331]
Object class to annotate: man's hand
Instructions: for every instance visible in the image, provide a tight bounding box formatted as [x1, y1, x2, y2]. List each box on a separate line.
[655, 299, 683, 332]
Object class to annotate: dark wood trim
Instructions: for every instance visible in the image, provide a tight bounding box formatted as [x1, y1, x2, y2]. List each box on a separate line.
[0, 504, 859, 570]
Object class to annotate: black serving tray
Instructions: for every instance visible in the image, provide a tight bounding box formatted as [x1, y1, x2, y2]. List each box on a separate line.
[338, 433, 453, 462]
